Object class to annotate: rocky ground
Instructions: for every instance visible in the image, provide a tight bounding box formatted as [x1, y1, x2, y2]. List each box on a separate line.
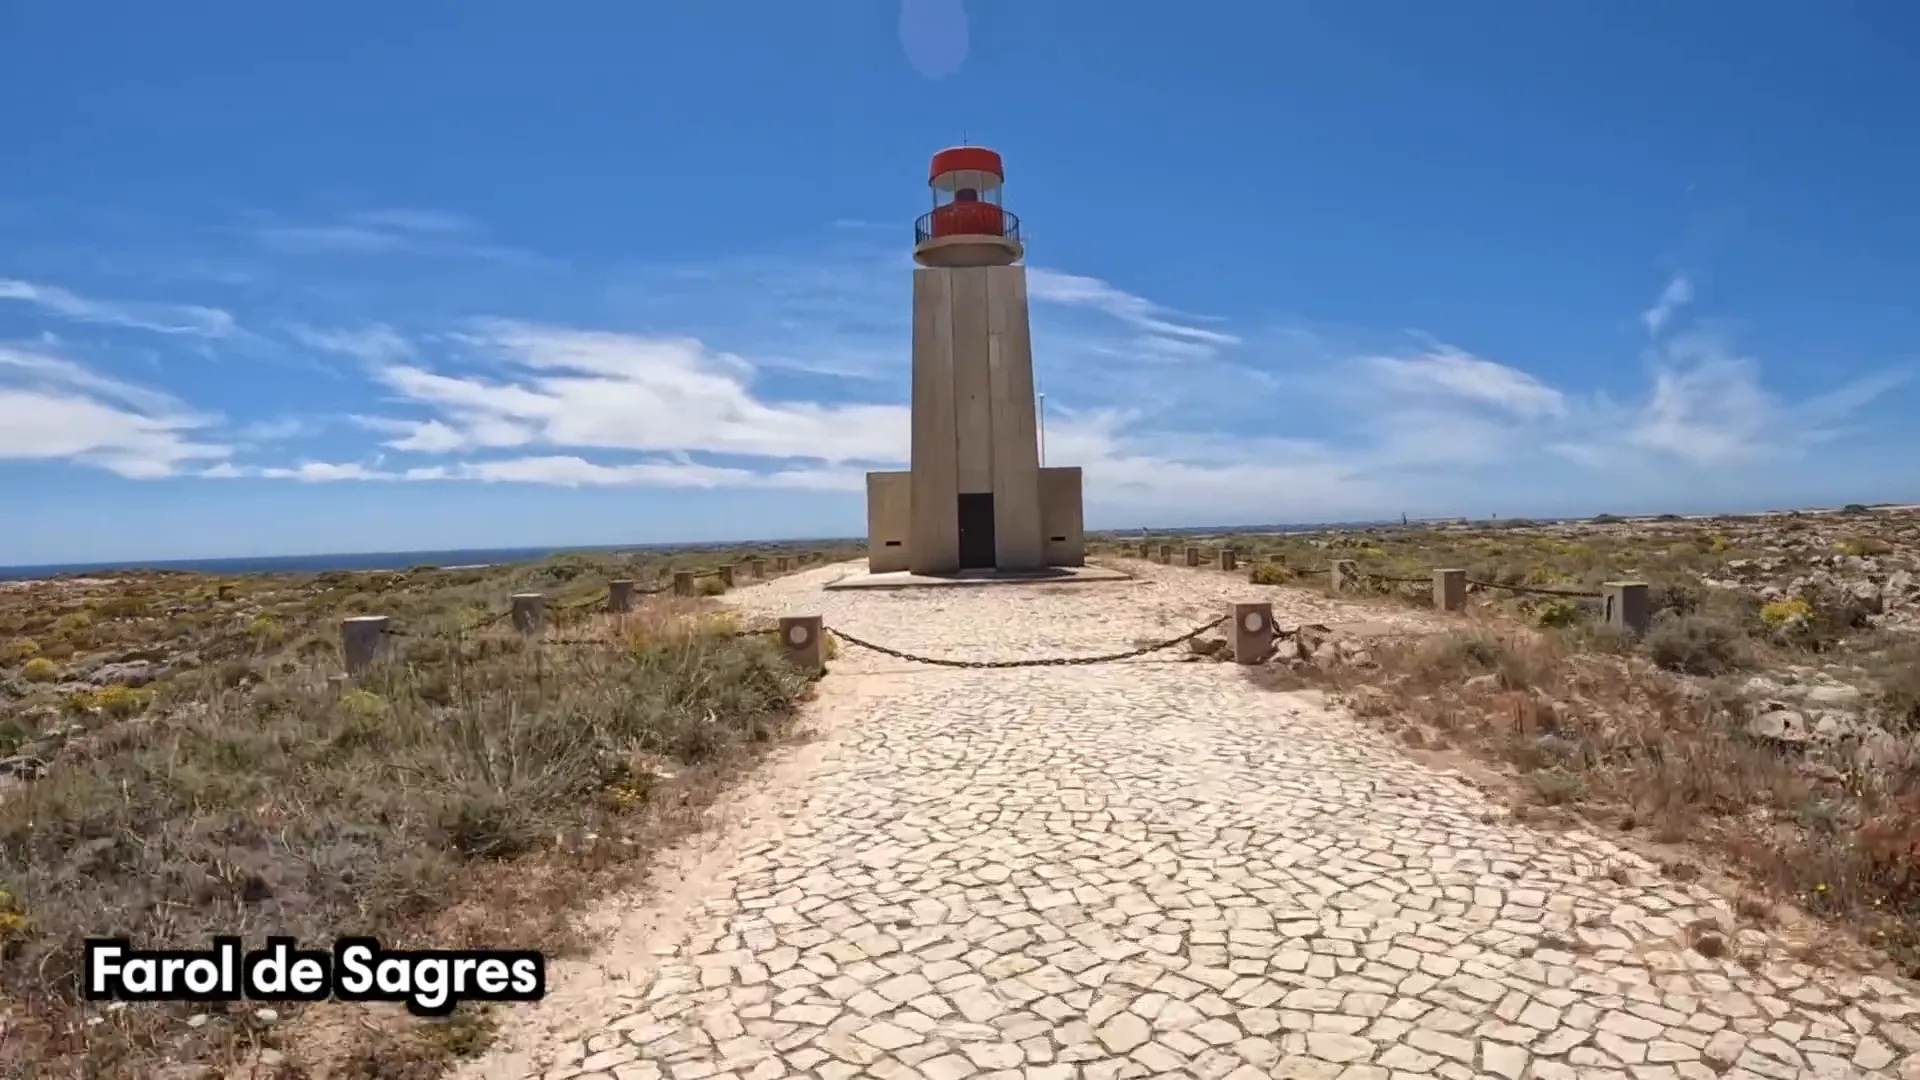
[1123, 506, 1920, 784]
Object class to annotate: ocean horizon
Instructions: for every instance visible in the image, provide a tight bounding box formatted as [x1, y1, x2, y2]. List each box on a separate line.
[0, 540, 864, 582]
[0, 522, 1425, 582]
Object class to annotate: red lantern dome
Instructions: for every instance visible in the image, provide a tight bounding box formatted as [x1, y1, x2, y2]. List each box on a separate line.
[914, 146, 1023, 268]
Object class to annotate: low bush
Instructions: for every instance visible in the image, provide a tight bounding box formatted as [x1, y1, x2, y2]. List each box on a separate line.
[1644, 612, 1750, 676]
[1249, 562, 1290, 585]
[0, 599, 813, 1074]
[1839, 536, 1894, 557]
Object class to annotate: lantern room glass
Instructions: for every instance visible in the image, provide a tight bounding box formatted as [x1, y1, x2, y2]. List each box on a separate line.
[931, 169, 1003, 210]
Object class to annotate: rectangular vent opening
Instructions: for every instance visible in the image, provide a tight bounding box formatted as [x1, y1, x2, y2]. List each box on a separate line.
[883, 540, 903, 547]
[1049, 536, 1068, 542]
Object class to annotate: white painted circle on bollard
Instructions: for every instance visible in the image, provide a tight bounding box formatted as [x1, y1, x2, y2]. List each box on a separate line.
[1242, 612, 1265, 633]
[786, 625, 810, 646]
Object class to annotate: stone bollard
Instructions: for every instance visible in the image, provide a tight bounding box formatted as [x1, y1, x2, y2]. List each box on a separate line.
[1219, 550, 1237, 572]
[510, 593, 547, 635]
[776, 555, 791, 573]
[718, 565, 735, 588]
[1159, 544, 1173, 563]
[1433, 568, 1467, 612]
[609, 579, 635, 614]
[751, 558, 767, 578]
[673, 571, 695, 597]
[778, 615, 825, 673]
[1185, 546, 1202, 567]
[340, 616, 392, 678]
[1332, 560, 1360, 592]
[1604, 581, 1651, 637]
[1231, 602, 1273, 665]
[217, 583, 234, 601]
[1138, 541, 1152, 557]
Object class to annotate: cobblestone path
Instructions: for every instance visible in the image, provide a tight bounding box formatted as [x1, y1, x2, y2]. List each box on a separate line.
[465, 562, 1920, 1080]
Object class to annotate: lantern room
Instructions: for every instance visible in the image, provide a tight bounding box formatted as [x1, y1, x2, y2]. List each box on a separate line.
[913, 146, 1024, 268]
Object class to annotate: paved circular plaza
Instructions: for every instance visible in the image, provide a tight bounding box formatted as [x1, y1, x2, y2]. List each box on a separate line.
[461, 562, 1920, 1080]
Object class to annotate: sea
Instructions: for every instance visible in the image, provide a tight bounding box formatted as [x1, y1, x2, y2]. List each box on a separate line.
[0, 521, 1413, 582]
[0, 541, 858, 583]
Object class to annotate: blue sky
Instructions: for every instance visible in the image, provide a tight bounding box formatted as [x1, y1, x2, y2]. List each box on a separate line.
[4, 1, 1917, 564]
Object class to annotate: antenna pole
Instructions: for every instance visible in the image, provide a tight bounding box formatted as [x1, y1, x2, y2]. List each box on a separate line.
[1037, 391, 1047, 467]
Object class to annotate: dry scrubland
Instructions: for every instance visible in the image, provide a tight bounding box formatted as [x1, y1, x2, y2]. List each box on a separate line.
[11, 509, 1920, 1076]
[1107, 505, 1920, 975]
[0, 542, 859, 1079]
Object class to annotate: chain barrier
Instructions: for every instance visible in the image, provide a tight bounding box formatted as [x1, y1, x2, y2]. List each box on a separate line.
[1217, 554, 1603, 600]
[826, 614, 1229, 669]
[1464, 578, 1602, 599]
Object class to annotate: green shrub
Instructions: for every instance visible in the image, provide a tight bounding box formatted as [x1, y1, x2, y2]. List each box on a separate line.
[1535, 599, 1583, 629]
[93, 685, 151, 719]
[1249, 562, 1289, 585]
[20, 658, 58, 683]
[1760, 598, 1813, 629]
[1644, 613, 1749, 676]
[1838, 536, 1893, 557]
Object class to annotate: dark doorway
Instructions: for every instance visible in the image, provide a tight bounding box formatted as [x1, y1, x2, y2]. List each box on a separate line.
[957, 493, 996, 570]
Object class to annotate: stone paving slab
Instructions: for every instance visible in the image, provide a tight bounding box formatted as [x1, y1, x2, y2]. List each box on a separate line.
[461, 561, 1920, 1080]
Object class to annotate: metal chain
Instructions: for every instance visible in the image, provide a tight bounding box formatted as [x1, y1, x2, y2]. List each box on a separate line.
[1264, 558, 1602, 599]
[1465, 578, 1601, 599]
[826, 615, 1229, 669]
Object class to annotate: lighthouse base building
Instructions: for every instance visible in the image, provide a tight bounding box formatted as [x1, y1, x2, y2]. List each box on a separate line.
[864, 147, 1085, 576]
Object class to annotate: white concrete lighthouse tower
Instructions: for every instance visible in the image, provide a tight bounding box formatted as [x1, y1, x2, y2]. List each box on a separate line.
[863, 146, 1085, 576]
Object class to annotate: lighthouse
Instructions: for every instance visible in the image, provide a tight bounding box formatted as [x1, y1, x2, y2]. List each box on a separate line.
[864, 146, 1085, 575]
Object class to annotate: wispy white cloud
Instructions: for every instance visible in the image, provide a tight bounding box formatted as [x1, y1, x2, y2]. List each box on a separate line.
[207, 454, 866, 491]
[4, 247, 1909, 526]
[1615, 328, 1907, 467]
[252, 210, 552, 267]
[287, 323, 417, 365]
[1642, 274, 1693, 335]
[0, 278, 238, 338]
[1363, 346, 1568, 420]
[1549, 280, 1907, 469]
[345, 208, 477, 234]
[0, 346, 229, 477]
[1027, 268, 1242, 361]
[358, 322, 910, 466]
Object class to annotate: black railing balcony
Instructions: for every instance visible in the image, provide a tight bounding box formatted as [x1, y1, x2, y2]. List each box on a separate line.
[915, 206, 1022, 247]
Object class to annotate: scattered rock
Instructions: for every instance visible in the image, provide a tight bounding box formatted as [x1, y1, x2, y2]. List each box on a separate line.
[87, 660, 169, 687]
[1747, 709, 1811, 745]
[1802, 683, 1864, 708]
[0, 755, 48, 780]
[1848, 580, 1885, 614]
[1187, 637, 1227, 659]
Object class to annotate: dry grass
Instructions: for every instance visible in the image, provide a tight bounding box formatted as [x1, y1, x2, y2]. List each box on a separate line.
[0, 543, 858, 1077]
[1109, 515, 1920, 971]
[1246, 602, 1920, 975]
